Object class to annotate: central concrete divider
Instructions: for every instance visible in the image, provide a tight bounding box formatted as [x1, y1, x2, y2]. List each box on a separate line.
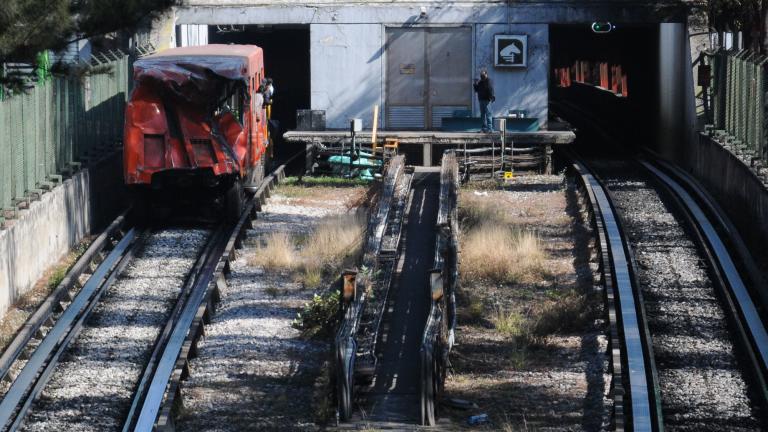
[0, 152, 127, 319]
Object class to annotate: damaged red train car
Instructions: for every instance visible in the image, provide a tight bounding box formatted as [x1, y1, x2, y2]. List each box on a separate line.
[124, 44, 271, 221]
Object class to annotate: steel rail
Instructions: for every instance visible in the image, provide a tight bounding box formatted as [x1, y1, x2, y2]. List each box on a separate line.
[570, 157, 660, 432]
[132, 226, 229, 431]
[138, 153, 302, 431]
[121, 225, 227, 432]
[641, 160, 768, 407]
[556, 91, 768, 428]
[0, 227, 143, 431]
[0, 211, 130, 385]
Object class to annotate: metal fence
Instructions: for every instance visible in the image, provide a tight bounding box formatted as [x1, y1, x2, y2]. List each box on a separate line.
[0, 48, 146, 216]
[710, 49, 767, 163]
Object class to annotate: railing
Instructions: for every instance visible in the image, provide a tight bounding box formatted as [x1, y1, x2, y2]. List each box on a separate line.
[420, 152, 459, 426]
[709, 49, 767, 163]
[334, 155, 405, 420]
[0, 46, 152, 222]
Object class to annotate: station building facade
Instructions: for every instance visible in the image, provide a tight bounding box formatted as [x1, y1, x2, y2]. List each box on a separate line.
[146, 0, 702, 141]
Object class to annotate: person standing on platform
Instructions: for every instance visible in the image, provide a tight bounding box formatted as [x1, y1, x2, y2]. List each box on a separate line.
[473, 69, 495, 133]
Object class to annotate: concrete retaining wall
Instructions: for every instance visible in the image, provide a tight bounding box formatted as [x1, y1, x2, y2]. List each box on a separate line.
[689, 133, 768, 254]
[0, 152, 126, 317]
[0, 170, 91, 315]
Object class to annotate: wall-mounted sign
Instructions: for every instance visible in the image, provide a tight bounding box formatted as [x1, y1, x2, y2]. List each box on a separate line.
[400, 63, 416, 74]
[494, 35, 527, 68]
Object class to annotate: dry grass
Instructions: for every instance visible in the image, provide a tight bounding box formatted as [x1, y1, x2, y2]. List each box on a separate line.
[298, 213, 364, 275]
[459, 190, 549, 284]
[492, 307, 542, 349]
[248, 214, 365, 289]
[248, 232, 297, 270]
[492, 307, 527, 338]
[460, 225, 547, 284]
[490, 288, 591, 349]
[458, 193, 510, 231]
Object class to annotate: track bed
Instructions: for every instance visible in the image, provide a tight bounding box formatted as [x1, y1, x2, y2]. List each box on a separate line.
[589, 159, 762, 431]
[20, 229, 211, 431]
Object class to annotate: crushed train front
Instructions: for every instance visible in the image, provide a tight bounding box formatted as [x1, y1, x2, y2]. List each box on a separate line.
[123, 45, 269, 197]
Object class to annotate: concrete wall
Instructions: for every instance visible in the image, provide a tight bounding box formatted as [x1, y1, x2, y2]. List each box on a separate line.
[310, 24, 384, 129]
[0, 152, 126, 318]
[0, 171, 91, 315]
[689, 134, 768, 261]
[308, 22, 548, 129]
[475, 24, 549, 127]
[176, 3, 688, 25]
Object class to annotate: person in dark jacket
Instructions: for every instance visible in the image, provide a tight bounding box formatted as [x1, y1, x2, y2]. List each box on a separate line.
[473, 69, 495, 132]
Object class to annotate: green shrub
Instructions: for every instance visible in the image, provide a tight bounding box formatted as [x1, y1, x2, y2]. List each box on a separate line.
[47, 267, 67, 289]
[292, 290, 341, 338]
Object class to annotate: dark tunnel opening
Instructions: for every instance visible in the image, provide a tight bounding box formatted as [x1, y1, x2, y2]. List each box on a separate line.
[549, 24, 660, 156]
[208, 25, 311, 161]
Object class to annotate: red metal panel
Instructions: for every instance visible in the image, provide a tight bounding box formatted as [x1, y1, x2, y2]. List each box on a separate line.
[123, 45, 269, 186]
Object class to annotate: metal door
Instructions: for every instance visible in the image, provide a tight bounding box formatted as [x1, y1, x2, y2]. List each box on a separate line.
[386, 27, 471, 130]
[427, 28, 472, 129]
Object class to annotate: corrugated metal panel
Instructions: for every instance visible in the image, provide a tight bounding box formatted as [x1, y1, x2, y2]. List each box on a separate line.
[387, 106, 425, 129]
[431, 105, 468, 128]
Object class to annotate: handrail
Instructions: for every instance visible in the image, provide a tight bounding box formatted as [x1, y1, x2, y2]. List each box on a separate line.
[420, 152, 459, 426]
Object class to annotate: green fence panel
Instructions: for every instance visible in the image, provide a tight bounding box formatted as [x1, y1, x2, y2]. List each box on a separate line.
[34, 84, 45, 186]
[0, 47, 151, 213]
[0, 102, 10, 209]
[11, 96, 24, 200]
[44, 81, 55, 178]
[710, 49, 768, 164]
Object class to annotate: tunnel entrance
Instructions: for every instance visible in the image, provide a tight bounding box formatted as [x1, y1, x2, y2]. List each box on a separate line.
[549, 24, 659, 154]
[209, 25, 311, 160]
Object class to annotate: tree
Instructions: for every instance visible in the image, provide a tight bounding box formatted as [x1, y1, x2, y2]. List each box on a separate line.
[0, 0, 177, 90]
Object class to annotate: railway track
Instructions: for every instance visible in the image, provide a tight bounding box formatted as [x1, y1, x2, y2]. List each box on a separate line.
[572, 154, 768, 431]
[0, 156, 299, 431]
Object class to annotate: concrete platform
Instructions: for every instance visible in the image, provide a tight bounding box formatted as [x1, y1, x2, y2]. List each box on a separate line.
[282, 130, 575, 146]
[283, 130, 575, 168]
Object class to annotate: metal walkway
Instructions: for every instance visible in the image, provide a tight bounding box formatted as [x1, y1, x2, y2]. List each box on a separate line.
[354, 169, 439, 425]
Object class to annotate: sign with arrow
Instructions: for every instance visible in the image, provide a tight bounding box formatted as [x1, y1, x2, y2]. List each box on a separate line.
[494, 35, 527, 68]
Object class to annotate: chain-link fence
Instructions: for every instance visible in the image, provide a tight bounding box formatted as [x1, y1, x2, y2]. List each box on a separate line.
[0, 47, 150, 218]
[709, 49, 767, 164]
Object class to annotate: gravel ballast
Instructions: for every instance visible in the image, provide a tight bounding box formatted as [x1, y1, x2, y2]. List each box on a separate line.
[20, 229, 210, 432]
[175, 185, 366, 431]
[591, 160, 761, 431]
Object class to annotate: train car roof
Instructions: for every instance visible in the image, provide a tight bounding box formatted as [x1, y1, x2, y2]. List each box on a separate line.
[146, 44, 262, 60]
[135, 44, 264, 81]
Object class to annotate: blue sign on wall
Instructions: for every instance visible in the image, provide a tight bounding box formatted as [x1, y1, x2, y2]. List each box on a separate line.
[494, 35, 527, 68]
